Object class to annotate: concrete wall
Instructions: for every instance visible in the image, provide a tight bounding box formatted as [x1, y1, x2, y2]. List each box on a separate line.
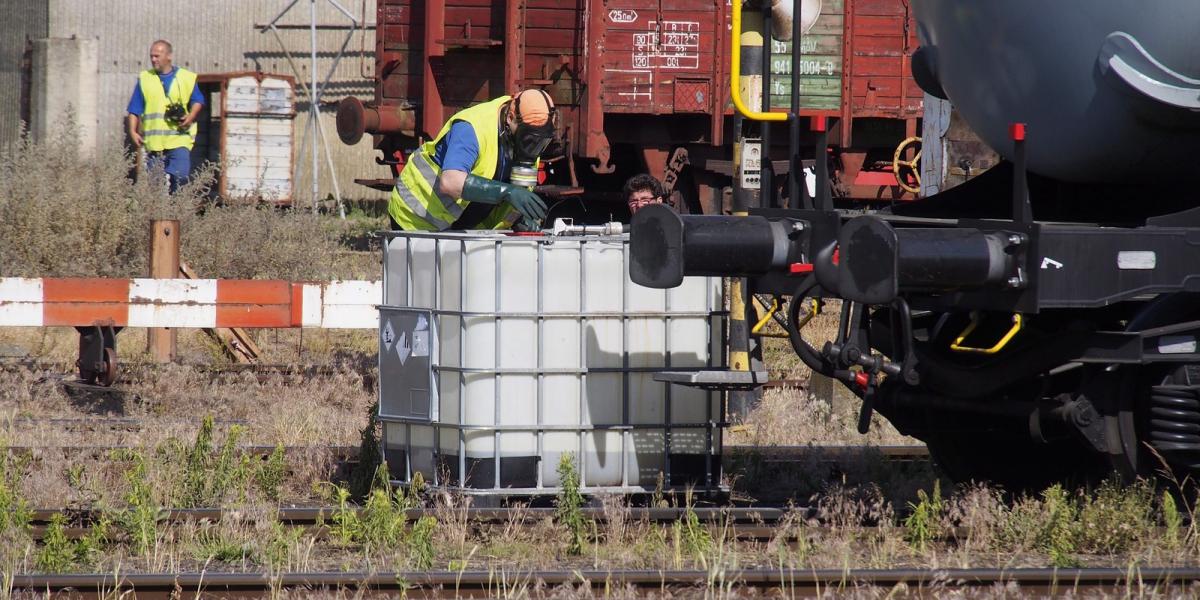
[30, 37, 99, 156]
[0, 0, 49, 146]
[4, 1, 386, 201]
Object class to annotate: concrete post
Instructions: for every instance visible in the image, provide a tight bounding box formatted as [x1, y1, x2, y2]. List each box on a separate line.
[147, 220, 181, 362]
[30, 36, 99, 157]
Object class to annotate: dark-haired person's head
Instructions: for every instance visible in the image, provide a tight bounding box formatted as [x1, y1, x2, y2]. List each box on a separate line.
[623, 174, 666, 214]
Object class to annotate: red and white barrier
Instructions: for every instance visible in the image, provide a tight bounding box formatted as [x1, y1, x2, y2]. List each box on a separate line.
[0, 278, 381, 329]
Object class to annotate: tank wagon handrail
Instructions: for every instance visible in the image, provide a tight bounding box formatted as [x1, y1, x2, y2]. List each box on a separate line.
[730, 0, 787, 122]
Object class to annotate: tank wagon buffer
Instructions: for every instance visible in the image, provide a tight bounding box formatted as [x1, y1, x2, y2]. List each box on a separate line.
[632, 0, 1200, 489]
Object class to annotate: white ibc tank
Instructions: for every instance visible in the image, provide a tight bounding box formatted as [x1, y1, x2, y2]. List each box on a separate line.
[378, 230, 726, 494]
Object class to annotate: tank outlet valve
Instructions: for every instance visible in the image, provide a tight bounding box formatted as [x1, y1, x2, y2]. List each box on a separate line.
[551, 218, 627, 237]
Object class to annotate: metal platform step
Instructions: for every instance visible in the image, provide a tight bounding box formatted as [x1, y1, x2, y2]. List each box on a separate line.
[653, 370, 770, 391]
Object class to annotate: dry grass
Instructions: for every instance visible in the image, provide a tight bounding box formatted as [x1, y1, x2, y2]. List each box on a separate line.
[0, 454, 1198, 597]
[735, 297, 917, 448]
[0, 131, 377, 280]
[0, 351, 372, 508]
[728, 385, 911, 447]
[3, 136, 1198, 588]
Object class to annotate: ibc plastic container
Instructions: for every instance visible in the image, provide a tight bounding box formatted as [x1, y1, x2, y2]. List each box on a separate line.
[378, 230, 727, 495]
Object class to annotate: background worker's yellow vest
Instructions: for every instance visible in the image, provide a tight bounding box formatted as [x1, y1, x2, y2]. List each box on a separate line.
[139, 68, 199, 152]
[390, 96, 521, 231]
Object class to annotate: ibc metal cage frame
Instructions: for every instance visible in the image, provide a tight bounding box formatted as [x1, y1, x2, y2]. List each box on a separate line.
[378, 229, 731, 496]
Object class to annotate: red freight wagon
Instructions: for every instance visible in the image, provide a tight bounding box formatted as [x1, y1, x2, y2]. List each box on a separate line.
[337, 0, 924, 215]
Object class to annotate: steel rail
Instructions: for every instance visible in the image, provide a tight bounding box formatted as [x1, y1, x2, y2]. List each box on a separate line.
[4, 442, 924, 462]
[10, 568, 1200, 597]
[28, 506, 806, 527]
[4, 444, 359, 459]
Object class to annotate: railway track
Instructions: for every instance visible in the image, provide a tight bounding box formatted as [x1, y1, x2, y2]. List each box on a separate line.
[24, 502, 999, 546]
[29, 506, 798, 524]
[0, 429, 927, 468]
[9, 568, 1200, 598]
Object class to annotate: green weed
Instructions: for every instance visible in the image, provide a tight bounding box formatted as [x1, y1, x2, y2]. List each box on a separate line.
[0, 452, 31, 537]
[35, 514, 74, 573]
[1076, 478, 1153, 555]
[195, 525, 254, 563]
[329, 484, 359, 547]
[255, 444, 288, 502]
[407, 516, 437, 569]
[677, 490, 712, 561]
[903, 480, 943, 553]
[554, 453, 587, 556]
[359, 465, 407, 550]
[35, 513, 111, 573]
[76, 515, 111, 568]
[652, 471, 668, 508]
[348, 400, 382, 500]
[211, 426, 253, 503]
[1163, 490, 1182, 550]
[119, 451, 163, 556]
[179, 417, 251, 507]
[264, 518, 305, 570]
[1041, 484, 1079, 568]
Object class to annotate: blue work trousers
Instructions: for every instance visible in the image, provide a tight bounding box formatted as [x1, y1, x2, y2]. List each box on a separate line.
[145, 147, 192, 194]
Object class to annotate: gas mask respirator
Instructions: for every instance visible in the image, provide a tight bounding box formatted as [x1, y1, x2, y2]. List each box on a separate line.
[505, 91, 558, 188]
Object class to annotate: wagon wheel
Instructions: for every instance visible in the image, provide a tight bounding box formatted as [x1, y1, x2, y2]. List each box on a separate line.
[1109, 293, 1200, 482]
[892, 136, 922, 195]
[898, 315, 1108, 491]
[95, 347, 118, 387]
[921, 415, 1107, 492]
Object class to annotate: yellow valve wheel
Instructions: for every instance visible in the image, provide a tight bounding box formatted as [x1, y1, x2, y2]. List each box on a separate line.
[892, 136, 923, 195]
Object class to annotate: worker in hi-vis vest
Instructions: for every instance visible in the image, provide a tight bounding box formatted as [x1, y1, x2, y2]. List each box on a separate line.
[126, 39, 204, 194]
[389, 89, 557, 231]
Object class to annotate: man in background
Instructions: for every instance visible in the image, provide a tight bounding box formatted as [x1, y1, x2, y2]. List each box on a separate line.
[127, 40, 204, 193]
[624, 173, 689, 216]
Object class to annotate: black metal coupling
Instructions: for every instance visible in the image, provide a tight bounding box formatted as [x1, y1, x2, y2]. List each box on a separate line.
[630, 203, 801, 288]
[836, 215, 1024, 305]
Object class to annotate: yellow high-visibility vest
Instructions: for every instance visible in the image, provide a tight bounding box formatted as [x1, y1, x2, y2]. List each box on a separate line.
[389, 96, 521, 231]
[138, 68, 198, 151]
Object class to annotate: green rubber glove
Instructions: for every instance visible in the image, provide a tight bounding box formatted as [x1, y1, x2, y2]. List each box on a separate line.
[460, 174, 547, 224]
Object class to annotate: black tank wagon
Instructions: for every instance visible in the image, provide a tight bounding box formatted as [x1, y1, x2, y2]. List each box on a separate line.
[632, 0, 1200, 489]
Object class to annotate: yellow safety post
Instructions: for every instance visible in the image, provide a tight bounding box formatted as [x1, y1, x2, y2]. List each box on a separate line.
[731, 0, 787, 122]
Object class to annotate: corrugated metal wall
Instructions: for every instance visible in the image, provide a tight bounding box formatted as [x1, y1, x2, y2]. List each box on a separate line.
[30, 0, 384, 201]
[0, 1, 49, 147]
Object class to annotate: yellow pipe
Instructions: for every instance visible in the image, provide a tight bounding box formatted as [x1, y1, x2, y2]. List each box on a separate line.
[950, 312, 1024, 355]
[731, 0, 787, 122]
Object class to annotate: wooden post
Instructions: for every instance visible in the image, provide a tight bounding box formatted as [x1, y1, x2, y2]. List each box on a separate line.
[147, 219, 180, 362]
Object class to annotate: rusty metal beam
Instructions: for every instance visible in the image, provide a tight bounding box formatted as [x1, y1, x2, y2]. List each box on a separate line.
[422, 0, 446, 137]
[582, 0, 608, 163]
[504, 0, 523, 94]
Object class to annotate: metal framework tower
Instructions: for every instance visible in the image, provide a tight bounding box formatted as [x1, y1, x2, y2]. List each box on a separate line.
[260, 0, 364, 215]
